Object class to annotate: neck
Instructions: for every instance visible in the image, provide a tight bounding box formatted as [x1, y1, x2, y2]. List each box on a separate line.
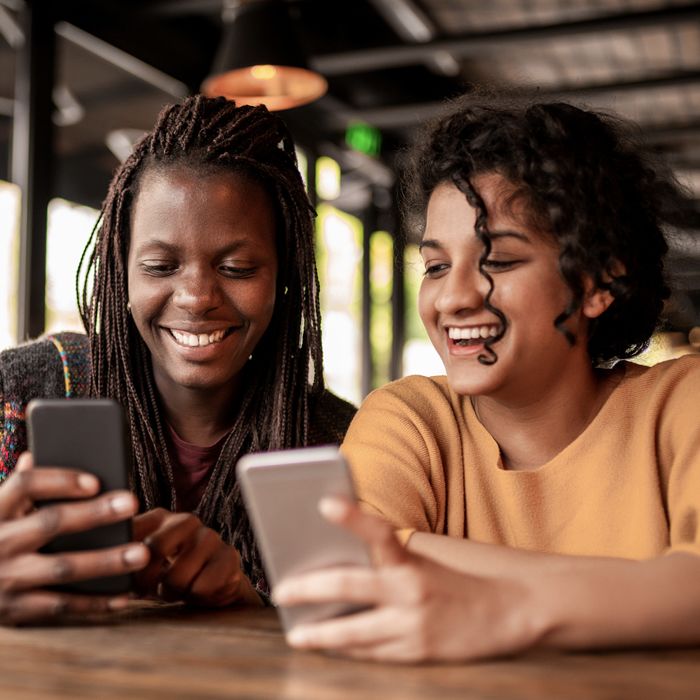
[155, 380, 240, 447]
[472, 359, 618, 471]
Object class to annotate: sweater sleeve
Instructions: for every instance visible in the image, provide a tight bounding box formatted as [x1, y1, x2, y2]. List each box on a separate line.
[0, 335, 77, 480]
[340, 376, 462, 545]
[660, 357, 700, 557]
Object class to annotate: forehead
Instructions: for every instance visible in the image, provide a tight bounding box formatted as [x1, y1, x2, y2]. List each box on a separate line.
[424, 173, 545, 239]
[134, 165, 271, 212]
[130, 165, 277, 248]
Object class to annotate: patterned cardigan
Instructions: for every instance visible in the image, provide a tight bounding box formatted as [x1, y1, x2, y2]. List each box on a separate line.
[0, 333, 92, 478]
[0, 332, 357, 479]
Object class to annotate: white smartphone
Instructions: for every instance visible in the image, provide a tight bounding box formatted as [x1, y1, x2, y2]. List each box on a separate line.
[236, 445, 372, 631]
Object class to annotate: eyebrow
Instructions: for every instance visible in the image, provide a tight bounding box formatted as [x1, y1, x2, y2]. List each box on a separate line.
[418, 239, 441, 252]
[419, 230, 532, 251]
[489, 230, 533, 244]
[134, 239, 251, 256]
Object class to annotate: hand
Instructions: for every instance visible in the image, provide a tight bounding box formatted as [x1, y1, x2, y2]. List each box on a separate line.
[272, 498, 540, 663]
[0, 452, 150, 625]
[132, 508, 261, 607]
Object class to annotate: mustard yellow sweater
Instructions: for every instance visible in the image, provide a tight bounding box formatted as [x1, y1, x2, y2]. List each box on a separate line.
[340, 355, 700, 559]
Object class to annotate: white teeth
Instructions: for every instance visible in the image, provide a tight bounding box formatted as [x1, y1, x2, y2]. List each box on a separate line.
[170, 329, 228, 347]
[447, 325, 500, 340]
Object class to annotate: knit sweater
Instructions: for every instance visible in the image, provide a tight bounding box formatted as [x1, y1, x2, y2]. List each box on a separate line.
[341, 355, 700, 559]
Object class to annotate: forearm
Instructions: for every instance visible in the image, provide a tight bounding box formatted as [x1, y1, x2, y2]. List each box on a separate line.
[409, 533, 700, 650]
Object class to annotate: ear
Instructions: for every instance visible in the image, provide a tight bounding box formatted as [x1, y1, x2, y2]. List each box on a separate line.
[581, 275, 615, 320]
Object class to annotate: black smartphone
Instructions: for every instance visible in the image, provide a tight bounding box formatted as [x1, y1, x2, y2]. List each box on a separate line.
[237, 445, 372, 631]
[26, 398, 133, 595]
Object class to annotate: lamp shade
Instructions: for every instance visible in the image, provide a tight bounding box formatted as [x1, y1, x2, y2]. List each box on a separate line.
[201, 1, 327, 111]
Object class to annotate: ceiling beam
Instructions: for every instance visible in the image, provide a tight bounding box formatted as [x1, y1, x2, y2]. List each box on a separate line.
[336, 70, 700, 129]
[312, 4, 700, 76]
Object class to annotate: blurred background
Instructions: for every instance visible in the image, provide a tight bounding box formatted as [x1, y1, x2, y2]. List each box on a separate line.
[1, 0, 699, 404]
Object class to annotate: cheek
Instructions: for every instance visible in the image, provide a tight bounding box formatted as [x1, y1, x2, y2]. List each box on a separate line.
[417, 279, 434, 326]
[242, 278, 277, 327]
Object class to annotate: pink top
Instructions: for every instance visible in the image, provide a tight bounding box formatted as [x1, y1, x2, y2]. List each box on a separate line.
[166, 424, 228, 512]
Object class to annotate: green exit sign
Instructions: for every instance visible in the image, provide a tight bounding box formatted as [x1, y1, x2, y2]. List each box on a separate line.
[345, 122, 382, 157]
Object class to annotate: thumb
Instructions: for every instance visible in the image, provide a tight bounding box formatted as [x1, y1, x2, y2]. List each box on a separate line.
[16, 451, 34, 472]
[319, 496, 407, 566]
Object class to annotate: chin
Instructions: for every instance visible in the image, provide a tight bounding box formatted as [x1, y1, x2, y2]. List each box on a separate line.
[444, 366, 505, 398]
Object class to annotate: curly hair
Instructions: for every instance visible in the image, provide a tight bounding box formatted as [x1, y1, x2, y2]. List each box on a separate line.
[77, 94, 323, 589]
[405, 97, 690, 365]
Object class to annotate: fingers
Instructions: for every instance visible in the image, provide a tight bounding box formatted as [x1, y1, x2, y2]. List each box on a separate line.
[0, 542, 148, 593]
[0, 490, 138, 557]
[0, 590, 127, 626]
[0, 464, 100, 520]
[15, 451, 34, 472]
[286, 607, 401, 653]
[319, 497, 407, 566]
[132, 508, 248, 606]
[141, 512, 201, 560]
[274, 567, 385, 608]
[131, 507, 170, 542]
[158, 527, 219, 594]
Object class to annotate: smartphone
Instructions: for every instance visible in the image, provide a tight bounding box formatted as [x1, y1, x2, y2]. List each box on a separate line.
[26, 398, 133, 595]
[236, 445, 372, 631]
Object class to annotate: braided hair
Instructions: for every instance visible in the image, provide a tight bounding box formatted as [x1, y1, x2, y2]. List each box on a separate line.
[77, 95, 324, 588]
[405, 97, 689, 365]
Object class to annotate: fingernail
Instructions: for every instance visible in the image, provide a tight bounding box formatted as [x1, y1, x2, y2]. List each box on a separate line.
[123, 544, 148, 566]
[110, 493, 135, 514]
[78, 474, 100, 492]
[318, 496, 348, 521]
[287, 628, 309, 646]
[108, 596, 130, 611]
[271, 584, 289, 604]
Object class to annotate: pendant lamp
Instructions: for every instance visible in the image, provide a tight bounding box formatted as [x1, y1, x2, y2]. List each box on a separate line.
[201, 0, 327, 111]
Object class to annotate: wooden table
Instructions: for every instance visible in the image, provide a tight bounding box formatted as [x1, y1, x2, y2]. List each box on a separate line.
[1, 604, 699, 699]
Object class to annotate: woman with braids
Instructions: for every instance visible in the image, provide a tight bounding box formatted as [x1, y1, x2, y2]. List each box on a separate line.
[273, 99, 700, 662]
[0, 94, 355, 623]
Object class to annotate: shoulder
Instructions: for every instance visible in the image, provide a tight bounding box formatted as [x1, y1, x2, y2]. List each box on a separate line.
[360, 374, 454, 415]
[0, 332, 90, 479]
[610, 356, 700, 449]
[0, 332, 89, 396]
[617, 355, 700, 404]
[307, 389, 358, 445]
[344, 374, 460, 445]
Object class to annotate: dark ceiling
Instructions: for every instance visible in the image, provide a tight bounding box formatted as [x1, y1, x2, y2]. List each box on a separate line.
[1, 0, 699, 331]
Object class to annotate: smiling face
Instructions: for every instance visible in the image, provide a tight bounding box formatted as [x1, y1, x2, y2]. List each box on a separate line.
[127, 166, 278, 402]
[418, 174, 597, 403]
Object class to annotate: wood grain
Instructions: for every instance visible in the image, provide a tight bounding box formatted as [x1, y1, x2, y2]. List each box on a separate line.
[0, 604, 698, 699]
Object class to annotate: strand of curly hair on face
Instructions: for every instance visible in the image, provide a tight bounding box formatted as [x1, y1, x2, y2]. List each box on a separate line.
[404, 96, 691, 366]
[76, 94, 324, 585]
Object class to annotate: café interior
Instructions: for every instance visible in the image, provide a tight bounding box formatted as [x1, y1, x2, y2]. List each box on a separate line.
[0, 1, 699, 697]
[1, 0, 699, 404]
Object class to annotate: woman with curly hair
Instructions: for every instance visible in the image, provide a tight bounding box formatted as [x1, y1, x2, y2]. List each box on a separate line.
[273, 99, 700, 662]
[0, 95, 355, 624]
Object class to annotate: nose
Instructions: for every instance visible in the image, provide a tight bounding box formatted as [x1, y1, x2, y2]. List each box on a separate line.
[434, 262, 487, 316]
[172, 266, 223, 316]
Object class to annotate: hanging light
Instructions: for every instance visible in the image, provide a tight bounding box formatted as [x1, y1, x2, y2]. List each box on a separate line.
[201, 0, 327, 111]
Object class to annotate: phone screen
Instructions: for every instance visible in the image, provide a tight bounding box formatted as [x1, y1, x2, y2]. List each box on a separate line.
[27, 398, 133, 594]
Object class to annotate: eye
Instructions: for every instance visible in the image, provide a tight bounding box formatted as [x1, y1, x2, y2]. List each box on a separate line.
[140, 261, 177, 276]
[481, 258, 521, 272]
[423, 262, 450, 278]
[219, 264, 256, 278]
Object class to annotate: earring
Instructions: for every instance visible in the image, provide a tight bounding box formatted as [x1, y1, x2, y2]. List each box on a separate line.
[126, 301, 131, 314]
